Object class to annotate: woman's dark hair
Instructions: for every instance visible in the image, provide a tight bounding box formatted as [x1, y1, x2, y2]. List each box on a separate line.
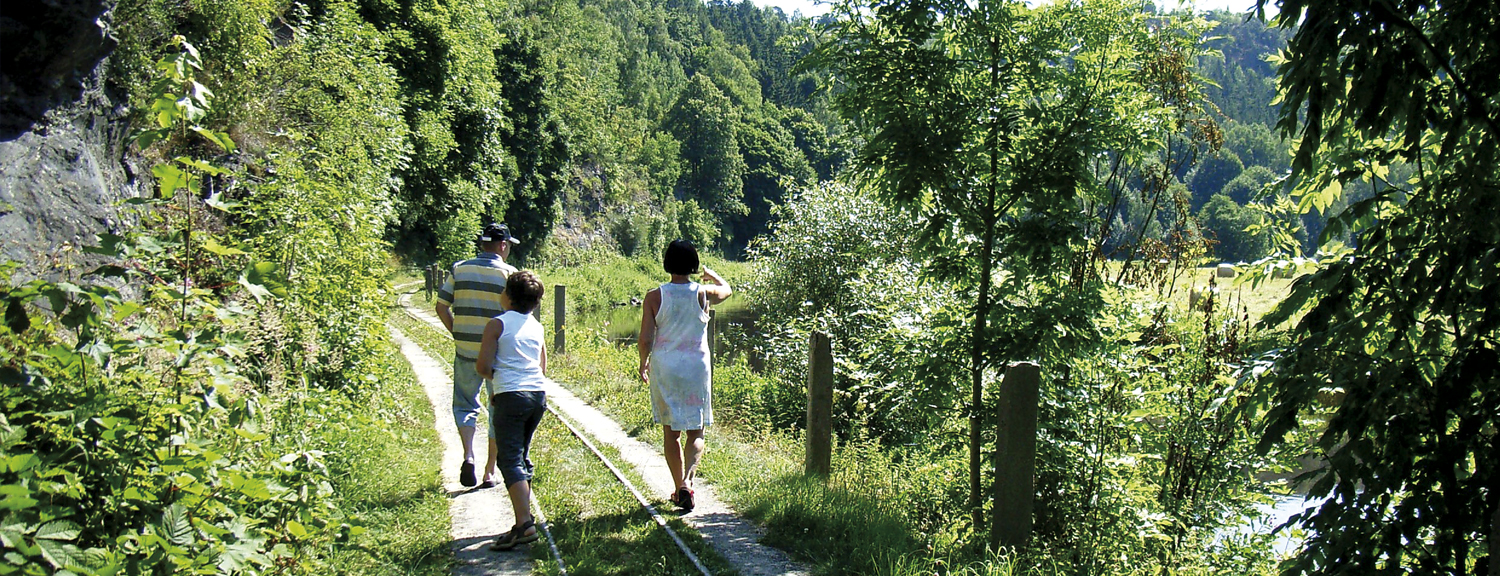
[505, 270, 544, 313]
[663, 239, 700, 276]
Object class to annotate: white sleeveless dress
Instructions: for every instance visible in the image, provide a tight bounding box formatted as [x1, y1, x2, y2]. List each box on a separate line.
[649, 282, 712, 431]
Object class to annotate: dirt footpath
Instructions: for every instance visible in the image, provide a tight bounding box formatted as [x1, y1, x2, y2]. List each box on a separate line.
[390, 317, 531, 575]
[398, 290, 808, 576]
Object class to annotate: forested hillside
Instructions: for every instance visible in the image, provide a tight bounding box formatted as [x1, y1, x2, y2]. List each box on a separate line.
[107, 0, 835, 266]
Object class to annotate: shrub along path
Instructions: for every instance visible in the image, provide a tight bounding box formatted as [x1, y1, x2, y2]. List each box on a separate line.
[397, 289, 808, 576]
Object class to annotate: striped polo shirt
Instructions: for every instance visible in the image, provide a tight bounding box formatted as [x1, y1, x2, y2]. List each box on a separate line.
[436, 252, 516, 361]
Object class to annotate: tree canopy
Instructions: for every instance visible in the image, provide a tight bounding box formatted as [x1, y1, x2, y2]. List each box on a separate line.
[1251, 0, 1500, 573]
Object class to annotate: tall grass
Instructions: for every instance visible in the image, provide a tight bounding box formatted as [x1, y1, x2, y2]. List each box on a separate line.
[322, 336, 452, 574]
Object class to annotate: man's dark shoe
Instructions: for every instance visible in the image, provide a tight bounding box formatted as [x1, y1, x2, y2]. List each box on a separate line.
[460, 461, 477, 487]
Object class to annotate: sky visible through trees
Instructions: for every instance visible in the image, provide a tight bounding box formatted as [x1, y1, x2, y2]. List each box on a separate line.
[749, 0, 1256, 19]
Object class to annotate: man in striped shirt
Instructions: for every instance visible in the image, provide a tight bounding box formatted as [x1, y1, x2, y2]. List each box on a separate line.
[436, 223, 519, 488]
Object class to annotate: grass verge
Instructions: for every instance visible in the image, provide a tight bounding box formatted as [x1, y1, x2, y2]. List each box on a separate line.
[322, 334, 452, 574]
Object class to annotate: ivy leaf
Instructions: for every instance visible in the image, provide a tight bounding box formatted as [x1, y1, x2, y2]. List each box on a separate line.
[105, 303, 141, 326]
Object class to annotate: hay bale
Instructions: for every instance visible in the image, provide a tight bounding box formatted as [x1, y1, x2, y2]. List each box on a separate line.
[1216, 263, 1237, 278]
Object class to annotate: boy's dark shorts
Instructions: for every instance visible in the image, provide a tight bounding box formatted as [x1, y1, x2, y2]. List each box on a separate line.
[491, 390, 547, 486]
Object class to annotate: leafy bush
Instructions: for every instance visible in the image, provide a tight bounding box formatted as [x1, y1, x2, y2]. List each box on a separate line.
[745, 182, 951, 441]
[0, 34, 445, 574]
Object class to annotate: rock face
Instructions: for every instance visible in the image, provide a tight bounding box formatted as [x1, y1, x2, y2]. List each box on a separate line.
[0, 0, 138, 277]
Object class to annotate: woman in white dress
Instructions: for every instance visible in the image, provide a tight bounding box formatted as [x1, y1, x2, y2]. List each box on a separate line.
[637, 240, 732, 512]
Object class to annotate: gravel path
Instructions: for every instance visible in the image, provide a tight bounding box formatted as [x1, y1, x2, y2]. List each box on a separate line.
[397, 289, 809, 576]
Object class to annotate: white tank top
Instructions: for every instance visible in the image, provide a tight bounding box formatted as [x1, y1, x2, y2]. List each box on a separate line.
[490, 310, 549, 394]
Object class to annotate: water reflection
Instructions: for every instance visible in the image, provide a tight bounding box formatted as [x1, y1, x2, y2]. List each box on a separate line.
[601, 302, 764, 370]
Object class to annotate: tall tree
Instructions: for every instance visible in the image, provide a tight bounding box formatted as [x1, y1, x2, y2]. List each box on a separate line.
[664, 73, 747, 238]
[810, 0, 1201, 539]
[1251, 0, 1500, 574]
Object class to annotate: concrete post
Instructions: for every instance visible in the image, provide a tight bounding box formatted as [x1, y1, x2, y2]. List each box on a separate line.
[554, 284, 566, 354]
[805, 330, 833, 477]
[991, 362, 1041, 550]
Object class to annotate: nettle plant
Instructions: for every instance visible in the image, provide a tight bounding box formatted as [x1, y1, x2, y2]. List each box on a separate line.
[0, 38, 353, 575]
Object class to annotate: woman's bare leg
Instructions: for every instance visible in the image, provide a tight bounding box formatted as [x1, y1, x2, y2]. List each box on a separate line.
[663, 426, 686, 489]
[682, 429, 705, 488]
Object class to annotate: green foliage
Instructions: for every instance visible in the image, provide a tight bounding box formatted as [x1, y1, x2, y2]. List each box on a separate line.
[1, 30, 448, 574]
[746, 182, 943, 439]
[810, 0, 1212, 537]
[1222, 121, 1289, 174]
[1248, 0, 1500, 573]
[1222, 165, 1277, 205]
[665, 74, 748, 233]
[1197, 11, 1290, 129]
[1190, 150, 1243, 209]
[1198, 194, 1270, 263]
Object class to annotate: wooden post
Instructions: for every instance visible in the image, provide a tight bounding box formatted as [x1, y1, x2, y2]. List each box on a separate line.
[805, 330, 833, 477]
[1491, 497, 1498, 576]
[425, 265, 435, 301]
[707, 309, 718, 363]
[554, 285, 566, 355]
[991, 362, 1041, 550]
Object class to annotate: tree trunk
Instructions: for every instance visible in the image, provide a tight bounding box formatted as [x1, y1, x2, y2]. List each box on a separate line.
[969, 32, 1004, 536]
[969, 227, 994, 532]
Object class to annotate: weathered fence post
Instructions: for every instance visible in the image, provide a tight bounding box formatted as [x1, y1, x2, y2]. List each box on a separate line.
[707, 309, 718, 363]
[805, 330, 833, 477]
[554, 284, 566, 355]
[991, 362, 1041, 550]
[424, 265, 435, 301]
[1491, 501, 1498, 576]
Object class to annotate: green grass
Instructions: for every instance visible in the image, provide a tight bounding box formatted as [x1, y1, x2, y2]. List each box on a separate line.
[322, 335, 452, 574]
[539, 313, 952, 575]
[530, 416, 738, 575]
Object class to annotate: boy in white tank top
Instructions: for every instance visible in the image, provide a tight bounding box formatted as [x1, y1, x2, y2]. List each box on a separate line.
[476, 270, 550, 550]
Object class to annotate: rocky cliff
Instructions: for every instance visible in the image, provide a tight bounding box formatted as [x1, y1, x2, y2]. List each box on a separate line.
[1, 0, 140, 278]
